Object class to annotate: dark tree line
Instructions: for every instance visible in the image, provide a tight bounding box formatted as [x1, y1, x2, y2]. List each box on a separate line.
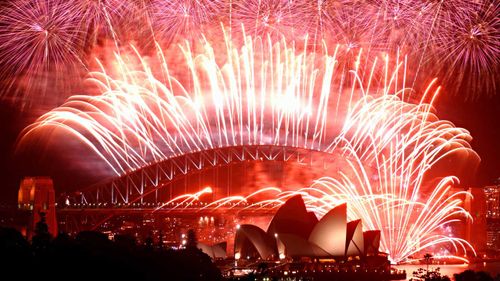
[410, 267, 500, 281]
[0, 223, 222, 281]
[454, 270, 500, 281]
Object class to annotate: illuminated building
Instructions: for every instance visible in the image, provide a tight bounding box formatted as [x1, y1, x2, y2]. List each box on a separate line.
[485, 185, 500, 219]
[233, 195, 381, 260]
[485, 185, 500, 251]
[18, 177, 58, 239]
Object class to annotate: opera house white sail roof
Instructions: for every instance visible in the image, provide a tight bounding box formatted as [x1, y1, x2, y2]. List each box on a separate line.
[234, 195, 381, 260]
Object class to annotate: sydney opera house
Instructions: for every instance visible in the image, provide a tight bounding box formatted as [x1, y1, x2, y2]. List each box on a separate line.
[234, 195, 380, 260]
[196, 195, 405, 280]
[199, 195, 389, 264]
[233, 195, 382, 261]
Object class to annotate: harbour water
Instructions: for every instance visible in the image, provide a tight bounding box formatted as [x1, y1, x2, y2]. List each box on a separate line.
[395, 261, 500, 280]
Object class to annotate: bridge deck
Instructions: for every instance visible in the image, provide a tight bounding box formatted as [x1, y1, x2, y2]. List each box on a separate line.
[57, 207, 277, 216]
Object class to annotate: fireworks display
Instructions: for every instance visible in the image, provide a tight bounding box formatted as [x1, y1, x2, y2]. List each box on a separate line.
[0, 0, 86, 105]
[1, 0, 498, 105]
[19, 33, 480, 262]
[432, 1, 500, 96]
[150, 0, 225, 44]
[1, 0, 496, 265]
[21, 35, 351, 174]
[152, 88, 479, 262]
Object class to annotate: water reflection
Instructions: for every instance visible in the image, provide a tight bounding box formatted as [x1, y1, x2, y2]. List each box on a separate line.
[395, 262, 500, 280]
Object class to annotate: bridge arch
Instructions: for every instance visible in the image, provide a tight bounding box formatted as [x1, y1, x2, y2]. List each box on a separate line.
[63, 145, 341, 207]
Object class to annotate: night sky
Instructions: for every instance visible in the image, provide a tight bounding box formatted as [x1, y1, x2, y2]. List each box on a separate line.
[1, 90, 499, 204]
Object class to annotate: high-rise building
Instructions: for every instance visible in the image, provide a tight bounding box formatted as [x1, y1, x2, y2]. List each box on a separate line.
[484, 185, 500, 251]
[18, 177, 58, 239]
[485, 185, 500, 219]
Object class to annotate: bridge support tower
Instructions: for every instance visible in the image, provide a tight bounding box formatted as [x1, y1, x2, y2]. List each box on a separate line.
[18, 177, 58, 239]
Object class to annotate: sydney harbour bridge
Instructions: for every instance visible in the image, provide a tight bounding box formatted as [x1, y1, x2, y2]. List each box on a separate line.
[54, 145, 337, 233]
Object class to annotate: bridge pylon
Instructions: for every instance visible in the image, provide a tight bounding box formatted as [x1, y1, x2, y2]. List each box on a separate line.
[18, 177, 58, 239]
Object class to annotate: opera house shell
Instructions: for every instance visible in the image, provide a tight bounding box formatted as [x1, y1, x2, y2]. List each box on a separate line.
[234, 195, 381, 260]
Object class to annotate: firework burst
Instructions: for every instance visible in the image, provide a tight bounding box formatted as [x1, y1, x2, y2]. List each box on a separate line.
[323, 1, 384, 51]
[0, 0, 497, 105]
[150, 0, 226, 45]
[0, 0, 86, 105]
[231, 0, 313, 40]
[324, 91, 478, 262]
[431, 0, 500, 97]
[73, 0, 137, 42]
